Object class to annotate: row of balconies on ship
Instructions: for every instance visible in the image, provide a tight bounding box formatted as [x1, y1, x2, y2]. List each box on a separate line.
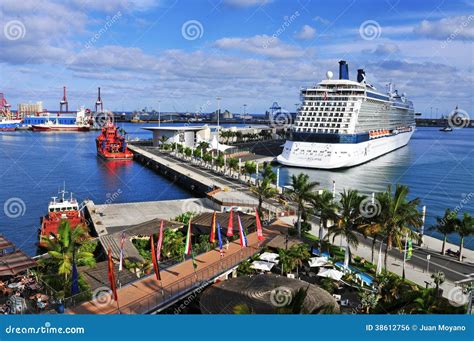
[301, 107, 356, 113]
[296, 122, 350, 129]
[302, 101, 357, 107]
[298, 112, 353, 118]
[295, 127, 349, 134]
[296, 117, 350, 124]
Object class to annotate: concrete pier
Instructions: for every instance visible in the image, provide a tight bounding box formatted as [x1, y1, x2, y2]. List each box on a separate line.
[128, 144, 292, 216]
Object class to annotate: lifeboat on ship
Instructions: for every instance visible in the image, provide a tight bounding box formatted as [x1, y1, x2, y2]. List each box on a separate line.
[96, 122, 133, 160]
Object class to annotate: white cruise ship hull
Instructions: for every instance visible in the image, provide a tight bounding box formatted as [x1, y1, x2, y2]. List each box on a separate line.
[277, 130, 414, 169]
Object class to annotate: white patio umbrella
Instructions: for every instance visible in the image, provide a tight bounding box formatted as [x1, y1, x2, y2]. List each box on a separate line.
[343, 245, 350, 270]
[308, 256, 329, 267]
[259, 252, 279, 264]
[251, 260, 275, 272]
[317, 268, 344, 281]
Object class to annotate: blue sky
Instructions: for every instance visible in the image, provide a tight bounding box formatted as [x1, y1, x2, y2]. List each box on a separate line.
[1, 0, 473, 116]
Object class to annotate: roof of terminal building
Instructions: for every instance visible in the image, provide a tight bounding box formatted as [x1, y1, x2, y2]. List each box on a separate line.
[143, 126, 207, 131]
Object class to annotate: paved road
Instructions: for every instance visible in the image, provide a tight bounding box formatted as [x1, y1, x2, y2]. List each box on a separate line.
[355, 233, 474, 283]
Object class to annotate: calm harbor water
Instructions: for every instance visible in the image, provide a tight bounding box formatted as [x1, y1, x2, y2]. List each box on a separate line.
[0, 123, 191, 255]
[0, 124, 472, 255]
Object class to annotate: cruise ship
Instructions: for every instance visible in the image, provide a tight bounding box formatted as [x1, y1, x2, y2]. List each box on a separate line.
[277, 61, 415, 169]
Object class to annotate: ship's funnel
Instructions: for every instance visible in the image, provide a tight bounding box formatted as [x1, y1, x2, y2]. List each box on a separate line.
[357, 69, 366, 83]
[339, 60, 349, 80]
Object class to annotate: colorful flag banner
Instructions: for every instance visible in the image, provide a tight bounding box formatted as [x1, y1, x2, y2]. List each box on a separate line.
[150, 234, 161, 281]
[226, 209, 234, 237]
[238, 214, 248, 248]
[255, 208, 264, 241]
[119, 231, 126, 271]
[71, 258, 79, 295]
[157, 220, 164, 262]
[210, 212, 217, 243]
[217, 220, 224, 257]
[107, 248, 118, 302]
[184, 219, 192, 256]
[407, 238, 413, 260]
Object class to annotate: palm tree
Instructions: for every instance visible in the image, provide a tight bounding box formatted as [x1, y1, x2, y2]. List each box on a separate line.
[197, 141, 210, 151]
[251, 178, 278, 216]
[244, 161, 257, 180]
[278, 248, 297, 275]
[289, 244, 310, 277]
[260, 163, 277, 184]
[228, 157, 239, 176]
[327, 189, 364, 260]
[456, 213, 474, 261]
[162, 229, 184, 259]
[158, 135, 169, 148]
[288, 173, 319, 238]
[410, 289, 439, 314]
[431, 271, 445, 297]
[376, 185, 422, 269]
[430, 209, 458, 255]
[311, 190, 339, 242]
[42, 221, 95, 282]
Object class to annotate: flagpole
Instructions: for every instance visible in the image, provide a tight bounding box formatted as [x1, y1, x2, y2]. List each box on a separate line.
[402, 231, 408, 280]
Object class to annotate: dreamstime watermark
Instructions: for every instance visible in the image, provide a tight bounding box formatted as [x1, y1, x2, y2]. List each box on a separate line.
[4, 322, 85, 335]
[181, 198, 206, 215]
[3, 20, 26, 41]
[3, 197, 26, 218]
[446, 286, 468, 307]
[447, 107, 470, 129]
[359, 197, 381, 218]
[359, 20, 382, 40]
[269, 286, 292, 307]
[181, 20, 204, 41]
[262, 11, 300, 49]
[105, 188, 123, 206]
[92, 286, 114, 307]
[441, 15, 474, 48]
[93, 111, 115, 127]
[269, 108, 292, 128]
[173, 279, 212, 314]
[85, 11, 122, 49]
[439, 192, 473, 226]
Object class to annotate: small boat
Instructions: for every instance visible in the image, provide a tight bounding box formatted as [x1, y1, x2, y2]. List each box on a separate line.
[439, 126, 453, 132]
[96, 121, 133, 160]
[0, 118, 22, 131]
[38, 187, 86, 249]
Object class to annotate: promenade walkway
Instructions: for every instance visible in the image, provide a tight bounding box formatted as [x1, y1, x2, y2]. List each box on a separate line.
[69, 222, 287, 314]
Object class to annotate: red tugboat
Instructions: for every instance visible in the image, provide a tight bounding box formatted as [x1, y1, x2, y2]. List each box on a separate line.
[38, 187, 86, 249]
[96, 122, 133, 160]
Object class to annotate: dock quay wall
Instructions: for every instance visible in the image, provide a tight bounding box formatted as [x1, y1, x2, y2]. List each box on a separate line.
[128, 145, 214, 197]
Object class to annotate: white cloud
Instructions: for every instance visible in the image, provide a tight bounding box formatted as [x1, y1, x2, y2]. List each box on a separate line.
[414, 15, 474, 40]
[214, 35, 306, 58]
[294, 25, 316, 40]
[223, 0, 272, 7]
[372, 43, 400, 55]
[313, 16, 330, 25]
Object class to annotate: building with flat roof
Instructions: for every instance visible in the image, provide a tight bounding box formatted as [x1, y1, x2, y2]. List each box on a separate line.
[144, 125, 212, 148]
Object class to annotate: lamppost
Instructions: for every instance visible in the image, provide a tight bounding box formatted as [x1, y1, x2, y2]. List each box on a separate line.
[158, 100, 161, 127]
[216, 97, 221, 153]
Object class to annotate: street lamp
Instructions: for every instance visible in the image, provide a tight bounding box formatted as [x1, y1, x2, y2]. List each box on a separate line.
[216, 97, 221, 153]
[158, 100, 161, 127]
